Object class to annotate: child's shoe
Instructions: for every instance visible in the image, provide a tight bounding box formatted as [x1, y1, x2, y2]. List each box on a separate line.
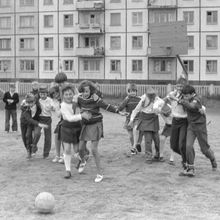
[130, 148, 137, 155]
[26, 152, 32, 160]
[186, 168, 195, 177]
[136, 144, 142, 152]
[179, 163, 187, 176]
[58, 156, 64, 164]
[95, 174, 103, 183]
[64, 171, 71, 179]
[78, 161, 86, 173]
[52, 156, 60, 163]
[211, 158, 217, 171]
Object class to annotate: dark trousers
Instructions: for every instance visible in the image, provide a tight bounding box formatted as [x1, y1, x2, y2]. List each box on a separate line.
[170, 118, 188, 164]
[5, 109, 17, 132]
[143, 131, 160, 157]
[34, 116, 52, 157]
[20, 123, 32, 153]
[186, 124, 215, 166]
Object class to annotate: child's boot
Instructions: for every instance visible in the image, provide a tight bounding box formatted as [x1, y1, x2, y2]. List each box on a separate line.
[211, 158, 217, 171]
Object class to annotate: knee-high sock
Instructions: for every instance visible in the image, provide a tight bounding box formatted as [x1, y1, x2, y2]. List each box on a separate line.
[64, 154, 71, 171]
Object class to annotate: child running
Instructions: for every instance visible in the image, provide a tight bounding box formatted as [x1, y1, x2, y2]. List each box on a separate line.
[179, 84, 217, 176]
[76, 80, 125, 183]
[59, 83, 91, 179]
[159, 103, 175, 164]
[20, 93, 48, 159]
[117, 83, 141, 155]
[129, 87, 164, 164]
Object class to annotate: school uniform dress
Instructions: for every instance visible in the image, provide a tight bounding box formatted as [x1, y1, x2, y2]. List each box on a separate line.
[77, 94, 119, 141]
[180, 95, 216, 167]
[130, 94, 164, 157]
[3, 91, 19, 132]
[167, 90, 187, 164]
[117, 95, 141, 130]
[60, 102, 82, 144]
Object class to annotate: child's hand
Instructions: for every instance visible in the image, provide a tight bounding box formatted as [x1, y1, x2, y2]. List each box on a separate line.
[119, 111, 129, 116]
[81, 111, 92, 121]
[38, 123, 48, 129]
[93, 93, 99, 101]
[199, 106, 206, 115]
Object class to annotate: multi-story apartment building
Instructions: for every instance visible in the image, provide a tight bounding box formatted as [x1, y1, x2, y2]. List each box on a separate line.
[0, 0, 220, 83]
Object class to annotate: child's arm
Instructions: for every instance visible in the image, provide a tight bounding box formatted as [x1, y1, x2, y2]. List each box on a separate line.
[117, 96, 129, 112]
[13, 93, 19, 104]
[179, 98, 201, 112]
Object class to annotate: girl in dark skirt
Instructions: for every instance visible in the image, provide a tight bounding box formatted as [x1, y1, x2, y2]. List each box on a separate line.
[60, 84, 91, 179]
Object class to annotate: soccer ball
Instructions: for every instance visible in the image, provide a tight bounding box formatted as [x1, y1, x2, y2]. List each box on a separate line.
[35, 192, 55, 214]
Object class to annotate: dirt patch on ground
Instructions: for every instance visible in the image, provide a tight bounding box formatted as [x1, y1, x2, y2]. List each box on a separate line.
[0, 108, 220, 220]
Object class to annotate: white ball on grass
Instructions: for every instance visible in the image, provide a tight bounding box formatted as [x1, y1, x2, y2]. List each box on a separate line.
[35, 192, 55, 214]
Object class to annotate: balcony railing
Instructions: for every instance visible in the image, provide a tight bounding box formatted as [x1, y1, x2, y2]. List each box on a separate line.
[148, 0, 177, 8]
[76, 23, 104, 34]
[76, 0, 104, 10]
[75, 47, 104, 57]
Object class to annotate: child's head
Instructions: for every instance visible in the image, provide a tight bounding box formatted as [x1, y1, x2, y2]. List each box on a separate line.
[126, 83, 137, 96]
[32, 81, 39, 91]
[78, 80, 96, 99]
[9, 83, 15, 93]
[61, 83, 75, 104]
[54, 72, 68, 87]
[25, 93, 36, 108]
[181, 85, 196, 100]
[146, 87, 156, 101]
[175, 77, 187, 92]
[39, 84, 48, 100]
[49, 85, 60, 100]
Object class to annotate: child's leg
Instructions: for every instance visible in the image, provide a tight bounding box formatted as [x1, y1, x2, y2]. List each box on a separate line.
[63, 142, 72, 172]
[20, 124, 28, 151]
[186, 127, 196, 171]
[133, 124, 140, 148]
[11, 109, 18, 131]
[5, 109, 10, 132]
[90, 140, 102, 174]
[144, 131, 153, 161]
[79, 140, 87, 162]
[54, 133, 61, 157]
[152, 131, 160, 158]
[43, 119, 52, 158]
[160, 135, 166, 158]
[127, 129, 134, 147]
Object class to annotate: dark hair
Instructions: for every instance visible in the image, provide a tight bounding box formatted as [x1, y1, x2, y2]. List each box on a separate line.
[61, 83, 75, 95]
[49, 85, 60, 98]
[78, 80, 96, 95]
[176, 76, 187, 86]
[54, 72, 67, 84]
[182, 85, 196, 95]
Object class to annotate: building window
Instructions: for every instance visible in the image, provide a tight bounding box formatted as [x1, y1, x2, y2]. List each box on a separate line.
[132, 36, 143, 49]
[132, 12, 143, 26]
[206, 35, 218, 49]
[207, 11, 218, 25]
[153, 60, 171, 72]
[183, 60, 194, 73]
[183, 11, 194, 25]
[20, 0, 34, 6]
[44, 60, 53, 71]
[0, 17, 11, 29]
[44, 37, 53, 50]
[110, 60, 121, 72]
[44, 15, 53, 27]
[20, 60, 35, 71]
[110, 36, 121, 50]
[150, 11, 175, 23]
[83, 60, 100, 72]
[20, 38, 34, 50]
[64, 14, 73, 27]
[44, 0, 53, 5]
[110, 13, 121, 26]
[20, 16, 34, 28]
[132, 60, 143, 72]
[84, 37, 99, 48]
[63, 60, 73, 71]
[0, 38, 11, 50]
[110, 0, 121, 2]
[0, 60, 11, 72]
[0, 0, 11, 7]
[188, 36, 194, 49]
[63, 0, 73, 4]
[64, 37, 74, 49]
[206, 60, 217, 73]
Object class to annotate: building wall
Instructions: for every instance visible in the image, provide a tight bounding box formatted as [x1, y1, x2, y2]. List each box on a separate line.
[0, 0, 220, 82]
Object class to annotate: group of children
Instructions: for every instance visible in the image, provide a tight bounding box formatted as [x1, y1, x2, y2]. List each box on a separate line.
[9, 72, 217, 183]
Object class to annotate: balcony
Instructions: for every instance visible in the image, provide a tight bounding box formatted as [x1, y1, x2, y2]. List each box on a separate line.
[76, 23, 104, 34]
[148, 0, 177, 9]
[76, 0, 104, 11]
[75, 47, 104, 57]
